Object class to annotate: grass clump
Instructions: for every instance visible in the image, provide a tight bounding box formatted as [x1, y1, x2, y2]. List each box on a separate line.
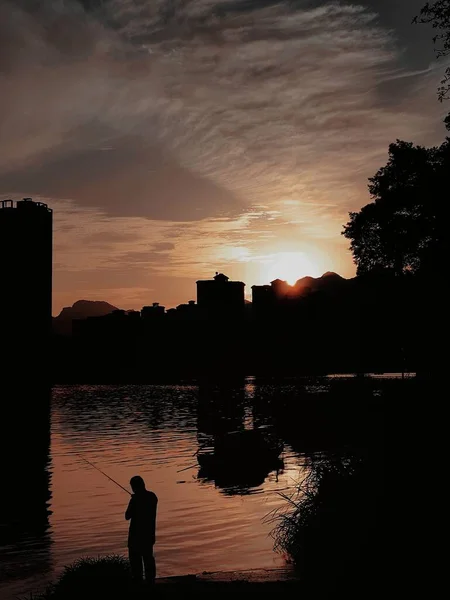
[32, 555, 132, 599]
[268, 452, 383, 593]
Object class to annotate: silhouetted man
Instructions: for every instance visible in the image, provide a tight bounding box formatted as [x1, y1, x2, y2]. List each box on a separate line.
[125, 475, 158, 584]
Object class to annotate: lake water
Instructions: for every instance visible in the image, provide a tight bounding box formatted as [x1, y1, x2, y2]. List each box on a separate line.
[0, 376, 390, 600]
[1, 381, 314, 600]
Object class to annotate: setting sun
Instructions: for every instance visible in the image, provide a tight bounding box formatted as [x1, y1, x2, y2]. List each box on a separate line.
[265, 251, 322, 285]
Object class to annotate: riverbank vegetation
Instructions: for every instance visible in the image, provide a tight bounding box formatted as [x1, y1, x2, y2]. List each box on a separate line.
[29, 555, 132, 599]
[268, 450, 383, 596]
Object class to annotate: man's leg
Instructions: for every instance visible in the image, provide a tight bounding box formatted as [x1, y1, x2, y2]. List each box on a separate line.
[128, 548, 143, 581]
[142, 547, 156, 583]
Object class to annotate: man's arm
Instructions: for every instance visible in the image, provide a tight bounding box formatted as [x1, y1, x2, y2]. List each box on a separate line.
[125, 496, 134, 520]
[151, 495, 158, 544]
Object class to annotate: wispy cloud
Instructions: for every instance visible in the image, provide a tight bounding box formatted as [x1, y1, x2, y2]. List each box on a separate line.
[0, 1, 447, 311]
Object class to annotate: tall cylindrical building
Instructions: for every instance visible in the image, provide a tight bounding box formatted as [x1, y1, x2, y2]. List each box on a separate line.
[0, 198, 53, 382]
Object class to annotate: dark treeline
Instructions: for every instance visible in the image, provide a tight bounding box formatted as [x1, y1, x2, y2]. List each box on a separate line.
[51, 268, 438, 383]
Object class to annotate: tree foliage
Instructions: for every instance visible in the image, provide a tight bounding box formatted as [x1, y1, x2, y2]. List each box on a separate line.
[342, 139, 448, 276]
[416, 1, 450, 126]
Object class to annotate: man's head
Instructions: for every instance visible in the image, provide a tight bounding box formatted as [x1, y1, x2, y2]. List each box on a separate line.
[130, 475, 146, 494]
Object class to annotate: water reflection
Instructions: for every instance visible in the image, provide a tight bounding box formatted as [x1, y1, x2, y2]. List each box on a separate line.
[197, 383, 246, 437]
[196, 427, 285, 496]
[0, 377, 386, 598]
[0, 386, 53, 596]
[197, 453, 285, 496]
[54, 385, 199, 441]
[40, 384, 297, 592]
[196, 384, 285, 495]
[250, 376, 383, 454]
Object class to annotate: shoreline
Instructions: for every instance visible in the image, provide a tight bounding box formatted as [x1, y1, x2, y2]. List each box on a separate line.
[155, 566, 299, 585]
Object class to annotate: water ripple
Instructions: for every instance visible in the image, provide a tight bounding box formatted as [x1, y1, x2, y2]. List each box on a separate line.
[1, 383, 309, 599]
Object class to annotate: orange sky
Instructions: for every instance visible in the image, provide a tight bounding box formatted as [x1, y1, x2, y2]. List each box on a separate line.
[49, 198, 357, 313]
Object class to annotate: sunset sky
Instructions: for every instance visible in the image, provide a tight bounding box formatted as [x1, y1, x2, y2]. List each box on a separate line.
[0, 0, 448, 314]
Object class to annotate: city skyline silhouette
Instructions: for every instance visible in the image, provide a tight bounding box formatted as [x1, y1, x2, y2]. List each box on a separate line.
[1, 1, 446, 596]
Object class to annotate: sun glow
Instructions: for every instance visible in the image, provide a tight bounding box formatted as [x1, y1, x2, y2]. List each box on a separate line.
[264, 251, 321, 285]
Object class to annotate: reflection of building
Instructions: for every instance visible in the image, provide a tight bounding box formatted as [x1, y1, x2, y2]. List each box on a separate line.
[196, 428, 284, 496]
[196, 273, 245, 318]
[0, 388, 52, 597]
[197, 383, 246, 436]
[0, 198, 53, 379]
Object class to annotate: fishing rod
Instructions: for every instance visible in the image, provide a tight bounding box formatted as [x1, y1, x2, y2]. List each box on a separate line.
[77, 453, 131, 495]
[177, 463, 198, 473]
[177, 449, 201, 473]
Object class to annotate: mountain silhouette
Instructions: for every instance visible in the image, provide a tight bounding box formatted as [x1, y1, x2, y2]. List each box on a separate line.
[53, 300, 119, 335]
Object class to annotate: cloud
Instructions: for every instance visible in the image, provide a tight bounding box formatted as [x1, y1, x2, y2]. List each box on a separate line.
[1, 1, 448, 311]
[0, 133, 242, 220]
[1, 1, 445, 215]
[151, 242, 175, 252]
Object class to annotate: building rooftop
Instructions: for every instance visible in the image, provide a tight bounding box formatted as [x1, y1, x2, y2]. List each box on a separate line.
[214, 272, 229, 282]
[196, 272, 244, 285]
[0, 198, 52, 213]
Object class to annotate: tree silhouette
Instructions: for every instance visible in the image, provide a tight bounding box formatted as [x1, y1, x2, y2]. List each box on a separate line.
[415, 0, 450, 128]
[342, 139, 448, 276]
